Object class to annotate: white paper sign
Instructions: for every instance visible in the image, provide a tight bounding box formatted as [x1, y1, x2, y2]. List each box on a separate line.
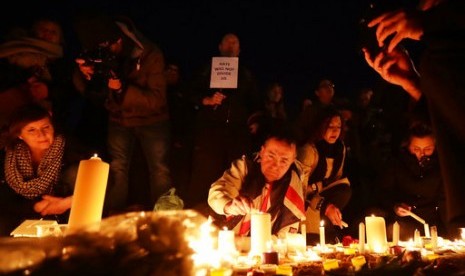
[210, 57, 239, 89]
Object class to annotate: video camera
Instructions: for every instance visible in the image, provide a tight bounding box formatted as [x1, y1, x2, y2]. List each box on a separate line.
[78, 45, 118, 79]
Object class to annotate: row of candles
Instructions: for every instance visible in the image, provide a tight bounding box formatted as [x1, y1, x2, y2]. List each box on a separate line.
[191, 212, 455, 275]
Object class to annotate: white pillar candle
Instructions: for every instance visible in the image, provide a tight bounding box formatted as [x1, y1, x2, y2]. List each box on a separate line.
[358, 222, 365, 254]
[319, 220, 325, 247]
[218, 227, 236, 254]
[286, 232, 306, 253]
[67, 154, 109, 232]
[251, 212, 271, 256]
[365, 215, 387, 253]
[392, 221, 400, 245]
[301, 223, 307, 247]
[430, 226, 438, 249]
[424, 223, 431, 238]
[414, 229, 421, 247]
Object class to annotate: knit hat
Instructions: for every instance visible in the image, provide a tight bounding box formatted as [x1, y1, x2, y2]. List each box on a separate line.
[74, 12, 122, 50]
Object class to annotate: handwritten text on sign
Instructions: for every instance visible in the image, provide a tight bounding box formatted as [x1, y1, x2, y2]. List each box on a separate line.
[210, 57, 239, 89]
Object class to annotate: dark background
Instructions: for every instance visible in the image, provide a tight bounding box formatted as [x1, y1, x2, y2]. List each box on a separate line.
[2, 0, 416, 117]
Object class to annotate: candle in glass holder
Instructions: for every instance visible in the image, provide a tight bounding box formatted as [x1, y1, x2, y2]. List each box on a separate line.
[365, 215, 387, 253]
[263, 251, 279, 265]
[251, 212, 271, 256]
[67, 154, 109, 232]
[393, 221, 400, 245]
[319, 220, 325, 247]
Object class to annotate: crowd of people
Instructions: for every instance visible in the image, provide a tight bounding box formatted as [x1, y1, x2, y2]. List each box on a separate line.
[0, 0, 463, 242]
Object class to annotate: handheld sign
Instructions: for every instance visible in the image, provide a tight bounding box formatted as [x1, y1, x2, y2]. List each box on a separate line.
[210, 57, 239, 89]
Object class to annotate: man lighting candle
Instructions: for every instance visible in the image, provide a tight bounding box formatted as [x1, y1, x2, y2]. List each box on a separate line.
[208, 125, 308, 239]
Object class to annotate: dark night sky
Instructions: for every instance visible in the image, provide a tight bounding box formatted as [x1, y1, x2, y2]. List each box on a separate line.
[2, 0, 385, 115]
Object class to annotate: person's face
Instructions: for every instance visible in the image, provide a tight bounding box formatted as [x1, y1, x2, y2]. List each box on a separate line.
[108, 38, 123, 55]
[33, 21, 62, 44]
[19, 117, 54, 152]
[219, 34, 240, 57]
[323, 116, 342, 144]
[268, 85, 283, 103]
[165, 64, 180, 85]
[259, 138, 296, 183]
[315, 84, 335, 105]
[408, 136, 435, 161]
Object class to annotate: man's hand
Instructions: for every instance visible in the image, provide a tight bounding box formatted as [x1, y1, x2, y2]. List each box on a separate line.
[202, 92, 226, 106]
[224, 196, 253, 216]
[368, 9, 424, 52]
[363, 47, 421, 101]
[394, 203, 412, 217]
[324, 203, 343, 227]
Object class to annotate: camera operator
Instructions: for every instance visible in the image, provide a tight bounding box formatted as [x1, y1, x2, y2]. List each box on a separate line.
[72, 12, 172, 212]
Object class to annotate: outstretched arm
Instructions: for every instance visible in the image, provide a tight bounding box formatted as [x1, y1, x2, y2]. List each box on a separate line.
[363, 46, 422, 101]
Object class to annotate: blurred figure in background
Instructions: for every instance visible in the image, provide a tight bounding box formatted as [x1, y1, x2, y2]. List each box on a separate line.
[187, 33, 259, 209]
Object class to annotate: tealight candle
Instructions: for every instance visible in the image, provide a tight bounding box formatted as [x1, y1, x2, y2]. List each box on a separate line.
[67, 154, 109, 232]
[319, 220, 325, 247]
[323, 259, 339, 271]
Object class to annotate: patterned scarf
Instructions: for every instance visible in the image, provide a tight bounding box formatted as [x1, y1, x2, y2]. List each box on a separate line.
[5, 135, 65, 199]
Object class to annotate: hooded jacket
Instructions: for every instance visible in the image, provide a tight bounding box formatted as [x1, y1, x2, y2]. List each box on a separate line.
[73, 18, 168, 127]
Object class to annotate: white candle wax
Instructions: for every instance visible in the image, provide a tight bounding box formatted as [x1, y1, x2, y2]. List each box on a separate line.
[67, 154, 109, 232]
[301, 223, 307, 247]
[359, 222, 365, 253]
[393, 221, 400, 245]
[286, 232, 306, 253]
[319, 220, 325, 247]
[251, 212, 271, 256]
[218, 227, 236, 254]
[431, 226, 438, 249]
[365, 215, 387, 253]
[424, 223, 431, 238]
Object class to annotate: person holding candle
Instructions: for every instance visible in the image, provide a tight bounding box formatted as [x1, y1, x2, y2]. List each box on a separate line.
[297, 106, 352, 241]
[375, 121, 447, 240]
[0, 104, 87, 236]
[208, 124, 308, 238]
